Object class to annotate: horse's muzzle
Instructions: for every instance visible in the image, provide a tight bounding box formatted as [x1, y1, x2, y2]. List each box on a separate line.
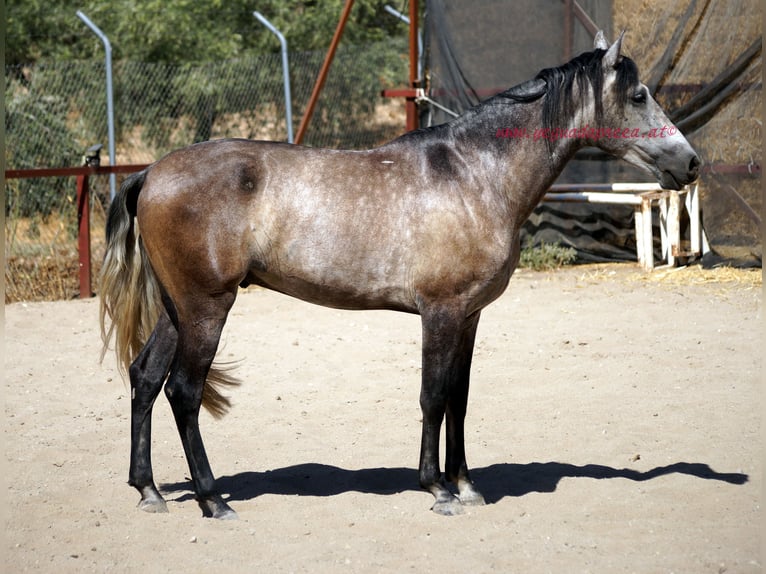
[660, 153, 701, 190]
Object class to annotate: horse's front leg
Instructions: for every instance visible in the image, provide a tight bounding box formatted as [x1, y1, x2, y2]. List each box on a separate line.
[445, 312, 486, 508]
[418, 307, 484, 515]
[128, 312, 177, 513]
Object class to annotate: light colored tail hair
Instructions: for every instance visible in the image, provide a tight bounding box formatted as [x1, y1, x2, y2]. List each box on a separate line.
[99, 171, 238, 418]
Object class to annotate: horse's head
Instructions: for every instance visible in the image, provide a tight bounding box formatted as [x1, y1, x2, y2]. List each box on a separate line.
[589, 31, 700, 190]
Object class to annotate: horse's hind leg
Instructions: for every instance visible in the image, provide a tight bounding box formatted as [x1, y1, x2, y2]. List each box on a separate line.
[164, 292, 237, 519]
[128, 311, 177, 513]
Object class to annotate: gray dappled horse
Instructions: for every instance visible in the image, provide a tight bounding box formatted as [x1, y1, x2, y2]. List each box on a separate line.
[100, 32, 699, 519]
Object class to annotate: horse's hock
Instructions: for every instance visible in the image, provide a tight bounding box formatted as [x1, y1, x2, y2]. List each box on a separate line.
[543, 183, 702, 271]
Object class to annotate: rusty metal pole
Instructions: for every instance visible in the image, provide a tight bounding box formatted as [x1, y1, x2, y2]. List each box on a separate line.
[563, 0, 573, 61]
[406, 0, 419, 131]
[294, 0, 355, 145]
[75, 173, 92, 298]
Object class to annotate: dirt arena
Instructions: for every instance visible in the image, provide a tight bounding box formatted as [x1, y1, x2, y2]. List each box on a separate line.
[5, 264, 762, 573]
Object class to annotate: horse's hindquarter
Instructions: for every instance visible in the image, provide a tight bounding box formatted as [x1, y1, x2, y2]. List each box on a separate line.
[139, 139, 517, 314]
[136, 142, 264, 301]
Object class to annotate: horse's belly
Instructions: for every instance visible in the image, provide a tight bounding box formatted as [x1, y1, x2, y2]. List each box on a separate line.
[244, 199, 519, 314]
[249, 266, 416, 313]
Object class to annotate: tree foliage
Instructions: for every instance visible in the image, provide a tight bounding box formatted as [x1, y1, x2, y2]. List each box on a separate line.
[6, 1, 413, 219]
[7, 0, 409, 65]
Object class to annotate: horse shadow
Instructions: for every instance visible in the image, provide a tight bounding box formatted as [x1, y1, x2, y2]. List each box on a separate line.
[160, 461, 748, 504]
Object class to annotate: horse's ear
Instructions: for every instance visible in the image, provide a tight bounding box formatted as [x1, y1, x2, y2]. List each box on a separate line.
[603, 30, 625, 68]
[594, 30, 609, 50]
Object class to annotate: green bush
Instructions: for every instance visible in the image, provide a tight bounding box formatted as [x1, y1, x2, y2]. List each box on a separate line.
[5, 70, 83, 218]
[519, 241, 578, 271]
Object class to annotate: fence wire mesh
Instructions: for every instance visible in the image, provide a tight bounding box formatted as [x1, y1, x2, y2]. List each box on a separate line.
[5, 38, 408, 302]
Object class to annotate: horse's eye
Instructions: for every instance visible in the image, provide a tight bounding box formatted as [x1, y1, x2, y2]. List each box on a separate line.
[632, 90, 647, 105]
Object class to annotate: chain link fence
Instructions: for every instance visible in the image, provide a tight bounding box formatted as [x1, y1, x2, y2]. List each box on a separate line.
[5, 38, 408, 302]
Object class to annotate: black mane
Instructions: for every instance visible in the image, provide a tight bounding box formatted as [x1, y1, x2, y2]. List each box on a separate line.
[496, 48, 641, 133]
[389, 47, 641, 149]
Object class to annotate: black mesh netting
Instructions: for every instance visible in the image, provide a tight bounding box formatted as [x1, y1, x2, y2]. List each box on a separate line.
[422, 0, 761, 266]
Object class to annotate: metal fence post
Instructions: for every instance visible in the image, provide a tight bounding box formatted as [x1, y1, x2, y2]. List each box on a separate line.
[383, 5, 422, 79]
[253, 12, 293, 143]
[76, 10, 117, 199]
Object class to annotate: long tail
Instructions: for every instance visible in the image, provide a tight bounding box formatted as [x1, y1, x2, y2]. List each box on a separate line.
[99, 170, 237, 418]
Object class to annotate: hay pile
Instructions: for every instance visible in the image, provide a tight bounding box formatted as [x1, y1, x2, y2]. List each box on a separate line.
[572, 262, 762, 293]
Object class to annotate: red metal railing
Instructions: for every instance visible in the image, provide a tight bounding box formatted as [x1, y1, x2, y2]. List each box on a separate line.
[5, 164, 149, 298]
[5, 159, 759, 298]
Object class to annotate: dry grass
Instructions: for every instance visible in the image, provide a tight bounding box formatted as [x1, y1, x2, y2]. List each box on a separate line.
[573, 262, 762, 293]
[628, 264, 763, 289]
[5, 207, 107, 303]
[6, 249, 82, 302]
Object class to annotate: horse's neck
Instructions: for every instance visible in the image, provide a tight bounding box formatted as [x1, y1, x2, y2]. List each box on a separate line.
[456, 99, 582, 223]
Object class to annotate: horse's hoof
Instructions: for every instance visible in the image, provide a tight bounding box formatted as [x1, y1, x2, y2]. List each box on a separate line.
[213, 508, 239, 520]
[431, 494, 465, 516]
[137, 497, 169, 513]
[458, 485, 486, 507]
[199, 495, 238, 520]
[459, 491, 486, 506]
[134, 484, 169, 513]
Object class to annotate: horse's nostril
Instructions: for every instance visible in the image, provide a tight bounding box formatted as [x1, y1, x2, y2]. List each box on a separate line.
[689, 155, 701, 172]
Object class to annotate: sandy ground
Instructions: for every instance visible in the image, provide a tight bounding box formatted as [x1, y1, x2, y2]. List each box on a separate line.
[4, 264, 762, 573]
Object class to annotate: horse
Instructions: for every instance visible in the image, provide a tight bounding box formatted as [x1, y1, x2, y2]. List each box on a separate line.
[100, 31, 700, 519]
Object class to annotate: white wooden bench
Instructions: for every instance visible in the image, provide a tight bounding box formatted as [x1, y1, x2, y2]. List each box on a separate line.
[543, 183, 703, 271]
